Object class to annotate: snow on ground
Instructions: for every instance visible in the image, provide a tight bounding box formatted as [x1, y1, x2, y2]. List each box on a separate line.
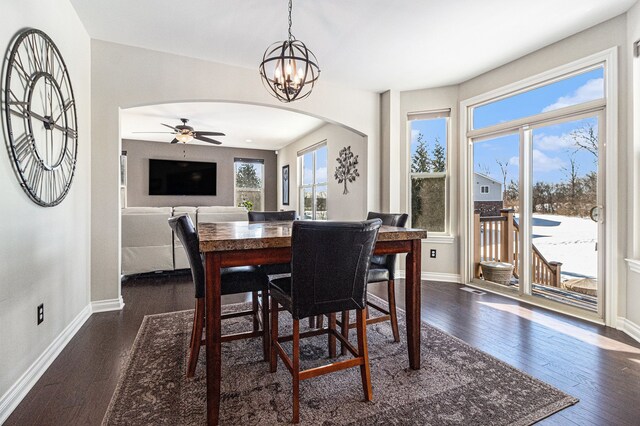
[530, 213, 598, 279]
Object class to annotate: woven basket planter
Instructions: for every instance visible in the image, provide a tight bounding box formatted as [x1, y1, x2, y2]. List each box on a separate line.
[480, 261, 514, 285]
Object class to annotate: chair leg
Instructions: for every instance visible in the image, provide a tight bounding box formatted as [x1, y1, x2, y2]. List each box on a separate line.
[187, 298, 204, 378]
[328, 313, 336, 358]
[261, 290, 270, 361]
[388, 279, 400, 343]
[270, 298, 279, 373]
[340, 310, 350, 356]
[292, 318, 300, 424]
[252, 291, 260, 332]
[356, 308, 373, 401]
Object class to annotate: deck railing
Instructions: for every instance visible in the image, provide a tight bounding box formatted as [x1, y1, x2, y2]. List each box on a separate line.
[474, 209, 562, 287]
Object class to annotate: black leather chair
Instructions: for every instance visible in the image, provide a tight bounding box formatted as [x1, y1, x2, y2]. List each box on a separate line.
[340, 212, 408, 354]
[248, 210, 296, 276]
[247, 210, 297, 222]
[269, 219, 382, 423]
[168, 214, 270, 378]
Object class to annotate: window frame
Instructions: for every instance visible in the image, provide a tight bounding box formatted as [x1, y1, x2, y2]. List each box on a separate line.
[233, 158, 265, 211]
[298, 142, 328, 220]
[407, 111, 451, 235]
[459, 48, 618, 326]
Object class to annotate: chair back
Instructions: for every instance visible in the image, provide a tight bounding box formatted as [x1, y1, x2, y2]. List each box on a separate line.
[168, 215, 204, 298]
[367, 212, 408, 278]
[248, 210, 297, 222]
[290, 219, 382, 319]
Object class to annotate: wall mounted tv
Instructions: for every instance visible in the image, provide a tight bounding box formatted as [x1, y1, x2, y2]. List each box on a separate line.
[149, 159, 217, 196]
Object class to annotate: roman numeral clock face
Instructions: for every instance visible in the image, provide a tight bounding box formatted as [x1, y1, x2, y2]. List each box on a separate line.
[3, 29, 78, 207]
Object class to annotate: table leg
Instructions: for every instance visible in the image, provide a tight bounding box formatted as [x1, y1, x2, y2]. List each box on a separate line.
[205, 253, 222, 425]
[405, 239, 421, 369]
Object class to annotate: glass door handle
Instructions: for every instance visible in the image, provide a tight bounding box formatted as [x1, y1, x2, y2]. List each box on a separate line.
[589, 205, 603, 223]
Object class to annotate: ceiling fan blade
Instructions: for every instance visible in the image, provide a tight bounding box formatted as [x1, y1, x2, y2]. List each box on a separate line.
[170, 138, 179, 144]
[161, 123, 179, 131]
[132, 131, 174, 134]
[194, 131, 226, 136]
[195, 135, 222, 145]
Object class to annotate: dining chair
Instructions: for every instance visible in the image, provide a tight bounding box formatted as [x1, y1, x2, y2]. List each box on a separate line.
[339, 212, 408, 354]
[248, 210, 297, 276]
[269, 219, 382, 423]
[168, 214, 270, 378]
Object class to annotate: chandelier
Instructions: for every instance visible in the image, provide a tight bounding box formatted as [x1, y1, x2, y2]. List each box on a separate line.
[259, 0, 320, 102]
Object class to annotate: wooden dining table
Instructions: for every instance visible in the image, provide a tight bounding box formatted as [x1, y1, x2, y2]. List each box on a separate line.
[198, 220, 427, 425]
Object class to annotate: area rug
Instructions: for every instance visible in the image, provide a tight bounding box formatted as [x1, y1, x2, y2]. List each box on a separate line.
[103, 297, 577, 425]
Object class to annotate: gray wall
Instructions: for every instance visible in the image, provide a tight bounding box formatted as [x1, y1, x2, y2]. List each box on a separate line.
[277, 123, 368, 220]
[122, 139, 277, 210]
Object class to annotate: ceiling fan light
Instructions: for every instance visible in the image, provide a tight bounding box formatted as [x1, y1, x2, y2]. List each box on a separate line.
[176, 133, 193, 143]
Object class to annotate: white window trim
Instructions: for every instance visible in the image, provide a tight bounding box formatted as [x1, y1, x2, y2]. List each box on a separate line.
[480, 185, 489, 194]
[406, 114, 451, 236]
[459, 47, 618, 327]
[233, 160, 265, 211]
[298, 143, 328, 220]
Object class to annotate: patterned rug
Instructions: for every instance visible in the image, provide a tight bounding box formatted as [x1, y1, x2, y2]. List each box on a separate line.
[103, 297, 577, 425]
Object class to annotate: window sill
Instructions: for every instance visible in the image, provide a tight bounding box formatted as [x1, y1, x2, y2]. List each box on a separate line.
[421, 235, 454, 244]
[626, 259, 640, 275]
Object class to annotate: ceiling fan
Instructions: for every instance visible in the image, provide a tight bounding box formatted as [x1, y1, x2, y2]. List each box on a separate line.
[134, 118, 225, 145]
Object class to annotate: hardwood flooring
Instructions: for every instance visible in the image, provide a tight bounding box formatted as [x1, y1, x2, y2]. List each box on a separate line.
[5, 272, 640, 425]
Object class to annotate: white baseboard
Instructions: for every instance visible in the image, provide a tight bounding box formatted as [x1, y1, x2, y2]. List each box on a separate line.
[91, 296, 125, 313]
[0, 304, 92, 424]
[617, 317, 640, 343]
[396, 270, 461, 283]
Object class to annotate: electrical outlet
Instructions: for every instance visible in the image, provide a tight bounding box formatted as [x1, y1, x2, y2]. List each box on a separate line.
[430, 249, 437, 258]
[37, 304, 44, 325]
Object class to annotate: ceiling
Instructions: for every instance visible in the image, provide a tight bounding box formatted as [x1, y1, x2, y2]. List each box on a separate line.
[120, 102, 325, 150]
[71, 0, 636, 92]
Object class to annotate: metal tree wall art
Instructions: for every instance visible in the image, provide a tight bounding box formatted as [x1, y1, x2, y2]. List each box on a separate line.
[334, 146, 359, 195]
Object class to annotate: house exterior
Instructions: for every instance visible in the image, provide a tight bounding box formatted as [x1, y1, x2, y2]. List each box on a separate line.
[473, 173, 503, 216]
[473, 173, 502, 202]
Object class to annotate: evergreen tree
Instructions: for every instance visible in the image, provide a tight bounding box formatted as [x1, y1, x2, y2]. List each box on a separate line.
[235, 163, 261, 188]
[410, 133, 431, 173]
[431, 137, 446, 172]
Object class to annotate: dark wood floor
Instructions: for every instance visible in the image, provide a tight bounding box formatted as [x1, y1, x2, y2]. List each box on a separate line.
[6, 272, 640, 425]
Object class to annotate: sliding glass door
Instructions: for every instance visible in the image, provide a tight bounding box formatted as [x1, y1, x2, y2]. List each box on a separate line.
[470, 112, 605, 316]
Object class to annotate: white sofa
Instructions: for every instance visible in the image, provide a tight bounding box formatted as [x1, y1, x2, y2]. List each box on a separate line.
[121, 206, 248, 275]
[121, 207, 174, 275]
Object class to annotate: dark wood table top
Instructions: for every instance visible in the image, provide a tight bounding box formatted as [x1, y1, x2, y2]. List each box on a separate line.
[198, 221, 427, 252]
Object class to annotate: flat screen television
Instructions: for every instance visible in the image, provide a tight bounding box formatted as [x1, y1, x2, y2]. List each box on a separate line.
[149, 159, 217, 196]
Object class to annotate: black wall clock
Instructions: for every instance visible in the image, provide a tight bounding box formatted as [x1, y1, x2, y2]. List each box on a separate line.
[3, 28, 78, 207]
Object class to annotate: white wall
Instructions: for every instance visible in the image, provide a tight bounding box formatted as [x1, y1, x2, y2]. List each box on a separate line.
[276, 123, 367, 220]
[625, 0, 640, 330]
[122, 139, 277, 209]
[387, 14, 638, 305]
[91, 41, 380, 302]
[0, 0, 91, 414]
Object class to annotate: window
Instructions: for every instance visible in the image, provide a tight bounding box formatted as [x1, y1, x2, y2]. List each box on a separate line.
[234, 158, 264, 211]
[409, 110, 449, 233]
[298, 143, 327, 220]
[473, 66, 604, 130]
[481, 186, 489, 194]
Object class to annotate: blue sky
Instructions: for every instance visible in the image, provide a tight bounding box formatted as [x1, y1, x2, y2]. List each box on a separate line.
[411, 67, 603, 185]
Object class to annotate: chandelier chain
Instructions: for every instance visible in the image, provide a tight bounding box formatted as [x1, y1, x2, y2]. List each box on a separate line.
[288, 0, 294, 41]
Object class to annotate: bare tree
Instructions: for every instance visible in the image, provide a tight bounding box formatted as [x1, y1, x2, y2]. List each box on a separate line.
[496, 159, 509, 204]
[476, 163, 491, 176]
[569, 123, 598, 160]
